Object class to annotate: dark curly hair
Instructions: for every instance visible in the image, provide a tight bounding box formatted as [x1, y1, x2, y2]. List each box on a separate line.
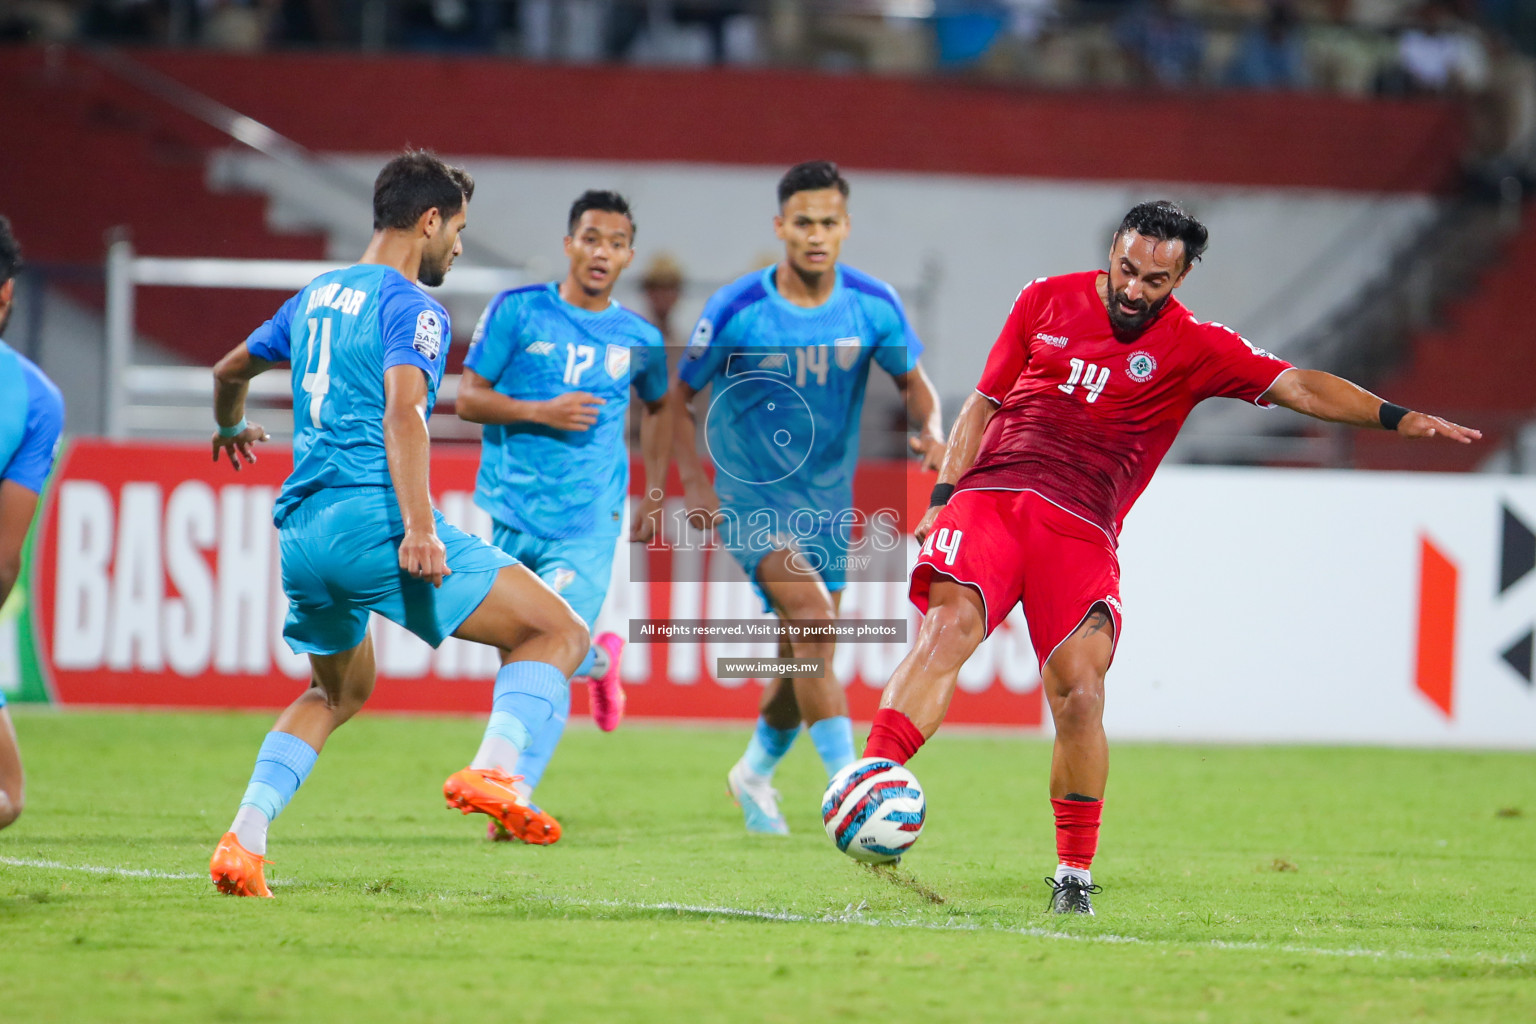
[373, 150, 474, 231]
[0, 215, 21, 286]
[1116, 200, 1208, 268]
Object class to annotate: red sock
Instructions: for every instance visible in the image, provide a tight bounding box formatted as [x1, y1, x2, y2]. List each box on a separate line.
[1051, 797, 1103, 869]
[862, 709, 925, 764]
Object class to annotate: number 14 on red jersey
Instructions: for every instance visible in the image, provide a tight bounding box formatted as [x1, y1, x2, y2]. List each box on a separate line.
[1058, 358, 1110, 403]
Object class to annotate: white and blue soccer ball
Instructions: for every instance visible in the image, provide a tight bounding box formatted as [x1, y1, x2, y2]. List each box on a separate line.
[821, 757, 926, 864]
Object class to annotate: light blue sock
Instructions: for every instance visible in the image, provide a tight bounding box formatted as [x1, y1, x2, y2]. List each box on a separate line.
[472, 659, 569, 773]
[509, 676, 571, 795]
[575, 646, 598, 678]
[808, 716, 856, 779]
[491, 660, 569, 742]
[742, 717, 800, 778]
[238, 731, 318, 821]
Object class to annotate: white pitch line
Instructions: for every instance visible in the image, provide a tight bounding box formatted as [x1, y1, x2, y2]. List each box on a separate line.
[1, 857, 1525, 966]
[562, 897, 1528, 965]
[0, 855, 203, 881]
[572, 897, 1142, 945]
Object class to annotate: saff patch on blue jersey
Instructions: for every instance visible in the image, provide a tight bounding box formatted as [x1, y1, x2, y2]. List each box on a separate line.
[414, 310, 442, 360]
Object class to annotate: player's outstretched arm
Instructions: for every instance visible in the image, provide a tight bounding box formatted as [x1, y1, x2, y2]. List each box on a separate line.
[916, 392, 999, 542]
[383, 365, 449, 587]
[1261, 368, 1482, 444]
[210, 342, 273, 472]
[632, 396, 671, 543]
[667, 380, 719, 530]
[455, 368, 604, 432]
[894, 363, 946, 472]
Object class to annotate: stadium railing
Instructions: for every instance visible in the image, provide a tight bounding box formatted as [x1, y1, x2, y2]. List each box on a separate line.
[103, 240, 525, 443]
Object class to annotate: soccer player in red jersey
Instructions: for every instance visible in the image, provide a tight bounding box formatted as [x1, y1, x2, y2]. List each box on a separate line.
[861, 201, 1480, 914]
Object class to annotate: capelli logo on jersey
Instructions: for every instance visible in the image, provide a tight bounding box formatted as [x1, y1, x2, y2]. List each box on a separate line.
[1126, 351, 1157, 383]
[1033, 332, 1069, 348]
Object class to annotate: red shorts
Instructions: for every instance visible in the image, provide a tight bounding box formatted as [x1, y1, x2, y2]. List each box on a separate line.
[910, 488, 1123, 671]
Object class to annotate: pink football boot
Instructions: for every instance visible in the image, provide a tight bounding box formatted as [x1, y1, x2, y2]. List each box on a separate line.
[584, 631, 626, 732]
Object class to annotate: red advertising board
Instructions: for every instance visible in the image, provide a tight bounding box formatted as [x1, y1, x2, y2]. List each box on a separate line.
[34, 440, 1042, 725]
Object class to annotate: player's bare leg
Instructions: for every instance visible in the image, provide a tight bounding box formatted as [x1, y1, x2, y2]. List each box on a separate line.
[1043, 607, 1112, 801]
[869, 579, 987, 741]
[1039, 605, 1113, 915]
[757, 637, 803, 732]
[454, 563, 589, 674]
[272, 634, 379, 752]
[0, 706, 24, 830]
[211, 634, 377, 896]
[726, 550, 850, 833]
[447, 563, 588, 844]
[758, 550, 846, 724]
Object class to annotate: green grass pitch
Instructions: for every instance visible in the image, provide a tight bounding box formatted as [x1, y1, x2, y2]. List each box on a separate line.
[1, 709, 1532, 1022]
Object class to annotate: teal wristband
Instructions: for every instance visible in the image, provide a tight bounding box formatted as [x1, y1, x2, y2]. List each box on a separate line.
[217, 418, 248, 439]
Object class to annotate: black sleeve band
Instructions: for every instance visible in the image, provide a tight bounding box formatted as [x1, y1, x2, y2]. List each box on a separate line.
[1379, 402, 1410, 431]
[930, 483, 956, 508]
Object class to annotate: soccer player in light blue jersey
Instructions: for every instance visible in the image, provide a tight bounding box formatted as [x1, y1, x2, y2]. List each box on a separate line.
[206, 152, 590, 897]
[455, 190, 669, 841]
[670, 161, 945, 834]
[0, 216, 65, 833]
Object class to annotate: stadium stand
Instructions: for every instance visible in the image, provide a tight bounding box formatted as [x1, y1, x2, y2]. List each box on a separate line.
[0, 22, 1521, 465]
[1350, 195, 1536, 472]
[0, 48, 327, 367]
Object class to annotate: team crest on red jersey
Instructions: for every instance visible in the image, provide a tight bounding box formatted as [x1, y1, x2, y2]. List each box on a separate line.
[1126, 351, 1157, 383]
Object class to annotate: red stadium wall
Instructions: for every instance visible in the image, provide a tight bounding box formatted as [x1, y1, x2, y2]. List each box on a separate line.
[0, 46, 1466, 368]
[117, 50, 1465, 194]
[32, 440, 1043, 726]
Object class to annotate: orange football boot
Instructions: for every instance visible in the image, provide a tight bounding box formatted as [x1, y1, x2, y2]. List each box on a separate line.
[443, 767, 562, 845]
[209, 831, 274, 898]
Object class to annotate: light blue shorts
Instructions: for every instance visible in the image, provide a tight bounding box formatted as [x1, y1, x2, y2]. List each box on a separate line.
[491, 520, 616, 629]
[718, 506, 847, 614]
[279, 486, 517, 656]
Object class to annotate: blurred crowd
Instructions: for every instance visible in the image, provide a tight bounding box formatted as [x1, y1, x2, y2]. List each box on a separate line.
[3, 0, 1532, 179]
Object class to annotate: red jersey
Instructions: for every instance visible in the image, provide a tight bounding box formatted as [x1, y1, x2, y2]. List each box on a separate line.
[960, 271, 1293, 541]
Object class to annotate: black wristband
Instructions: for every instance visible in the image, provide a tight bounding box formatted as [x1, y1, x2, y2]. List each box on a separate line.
[930, 483, 955, 507]
[1379, 402, 1410, 432]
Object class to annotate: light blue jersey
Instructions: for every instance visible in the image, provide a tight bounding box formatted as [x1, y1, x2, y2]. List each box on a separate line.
[243, 264, 514, 656]
[0, 339, 64, 496]
[464, 283, 667, 541]
[245, 264, 450, 526]
[0, 338, 64, 709]
[677, 264, 921, 589]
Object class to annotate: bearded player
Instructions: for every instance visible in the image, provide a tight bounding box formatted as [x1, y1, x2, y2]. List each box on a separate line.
[207, 152, 590, 897]
[672, 160, 944, 835]
[0, 215, 66, 833]
[859, 201, 1480, 914]
[455, 190, 669, 842]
